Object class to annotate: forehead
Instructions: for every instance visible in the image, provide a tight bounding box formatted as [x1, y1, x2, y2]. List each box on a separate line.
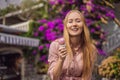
[67, 12, 81, 19]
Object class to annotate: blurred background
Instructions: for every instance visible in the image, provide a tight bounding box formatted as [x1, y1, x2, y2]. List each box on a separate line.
[0, 0, 120, 80]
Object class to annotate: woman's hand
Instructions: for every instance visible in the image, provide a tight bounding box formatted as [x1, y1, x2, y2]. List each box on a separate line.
[58, 45, 67, 61]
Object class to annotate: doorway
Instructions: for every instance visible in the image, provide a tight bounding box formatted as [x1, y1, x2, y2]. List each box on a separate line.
[0, 48, 23, 80]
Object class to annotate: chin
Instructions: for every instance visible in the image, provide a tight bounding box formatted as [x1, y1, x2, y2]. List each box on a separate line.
[69, 32, 81, 36]
[69, 34, 81, 37]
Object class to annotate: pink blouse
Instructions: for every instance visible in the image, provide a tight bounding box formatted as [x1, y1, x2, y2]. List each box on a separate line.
[47, 38, 84, 80]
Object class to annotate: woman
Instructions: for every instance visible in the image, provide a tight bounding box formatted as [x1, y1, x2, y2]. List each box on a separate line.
[47, 10, 97, 80]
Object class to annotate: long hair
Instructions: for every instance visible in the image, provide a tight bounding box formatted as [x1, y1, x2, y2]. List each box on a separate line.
[63, 10, 97, 79]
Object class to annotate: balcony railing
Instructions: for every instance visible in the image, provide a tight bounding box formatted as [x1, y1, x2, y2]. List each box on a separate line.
[9, 21, 30, 32]
[0, 33, 39, 47]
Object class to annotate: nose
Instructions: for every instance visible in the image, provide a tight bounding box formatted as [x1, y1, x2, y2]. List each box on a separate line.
[72, 21, 77, 26]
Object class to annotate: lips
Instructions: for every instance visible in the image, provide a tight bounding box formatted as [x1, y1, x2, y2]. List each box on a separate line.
[71, 27, 79, 31]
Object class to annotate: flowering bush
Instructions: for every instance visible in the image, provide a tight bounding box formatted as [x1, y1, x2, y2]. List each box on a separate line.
[0, 0, 120, 74]
[29, 18, 64, 73]
[47, 0, 120, 55]
[22, 0, 120, 73]
[98, 48, 120, 79]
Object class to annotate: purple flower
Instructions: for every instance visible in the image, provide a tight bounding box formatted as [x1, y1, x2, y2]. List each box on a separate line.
[40, 36, 45, 40]
[98, 49, 106, 55]
[80, 5, 87, 11]
[32, 50, 37, 55]
[47, 21, 55, 28]
[45, 60, 48, 64]
[100, 6, 106, 11]
[97, 13, 102, 19]
[86, 19, 95, 26]
[106, 11, 115, 19]
[90, 28, 95, 33]
[49, 0, 57, 5]
[67, 0, 75, 4]
[50, 36, 56, 41]
[100, 34, 105, 39]
[40, 55, 46, 61]
[58, 24, 63, 31]
[38, 45, 44, 50]
[54, 18, 62, 24]
[45, 31, 57, 41]
[45, 44, 50, 48]
[96, 26, 101, 30]
[96, 41, 101, 46]
[37, 19, 47, 23]
[45, 29, 52, 35]
[38, 26, 44, 32]
[58, 0, 64, 4]
[33, 32, 38, 37]
[61, 10, 70, 18]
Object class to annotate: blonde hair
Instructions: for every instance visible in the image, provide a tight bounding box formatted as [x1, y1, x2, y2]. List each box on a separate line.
[63, 10, 97, 79]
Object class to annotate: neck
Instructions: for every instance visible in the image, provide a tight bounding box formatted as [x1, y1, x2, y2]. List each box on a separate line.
[70, 36, 81, 47]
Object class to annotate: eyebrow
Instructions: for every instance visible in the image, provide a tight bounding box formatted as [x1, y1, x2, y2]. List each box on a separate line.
[68, 19, 72, 21]
[75, 18, 81, 20]
[68, 18, 81, 20]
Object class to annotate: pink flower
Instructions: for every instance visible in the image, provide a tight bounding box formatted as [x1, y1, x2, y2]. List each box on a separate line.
[58, 38, 65, 45]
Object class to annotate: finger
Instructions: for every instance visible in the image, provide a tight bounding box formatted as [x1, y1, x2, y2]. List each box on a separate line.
[59, 48, 67, 54]
[61, 51, 67, 55]
[60, 52, 67, 58]
[59, 46, 66, 50]
[60, 49, 67, 53]
[59, 48, 66, 52]
[60, 53, 67, 59]
[61, 54, 66, 58]
[59, 51, 67, 56]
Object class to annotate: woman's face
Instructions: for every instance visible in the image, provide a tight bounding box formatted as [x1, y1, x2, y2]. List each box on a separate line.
[66, 12, 83, 37]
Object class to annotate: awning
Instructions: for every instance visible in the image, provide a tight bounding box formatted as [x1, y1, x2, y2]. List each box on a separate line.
[0, 33, 39, 47]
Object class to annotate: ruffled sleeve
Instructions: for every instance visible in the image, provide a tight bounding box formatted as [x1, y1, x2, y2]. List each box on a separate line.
[47, 41, 59, 80]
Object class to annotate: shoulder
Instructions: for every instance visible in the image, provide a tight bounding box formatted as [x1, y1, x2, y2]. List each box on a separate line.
[49, 37, 64, 52]
[51, 37, 64, 44]
[55, 37, 64, 42]
[50, 37, 64, 47]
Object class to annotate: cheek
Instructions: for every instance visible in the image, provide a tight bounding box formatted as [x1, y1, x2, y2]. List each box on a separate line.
[80, 25, 83, 30]
[79, 22, 84, 28]
[66, 24, 71, 30]
[66, 23, 71, 28]
[79, 27, 83, 33]
[79, 24, 84, 31]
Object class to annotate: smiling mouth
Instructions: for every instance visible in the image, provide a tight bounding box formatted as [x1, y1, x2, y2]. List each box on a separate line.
[71, 27, 79, 31]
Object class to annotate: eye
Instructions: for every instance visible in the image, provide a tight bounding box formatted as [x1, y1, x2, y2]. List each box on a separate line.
[76, 20, 81, 22]
[68, 19, 73, 23]
[76, 18, 81, 22]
